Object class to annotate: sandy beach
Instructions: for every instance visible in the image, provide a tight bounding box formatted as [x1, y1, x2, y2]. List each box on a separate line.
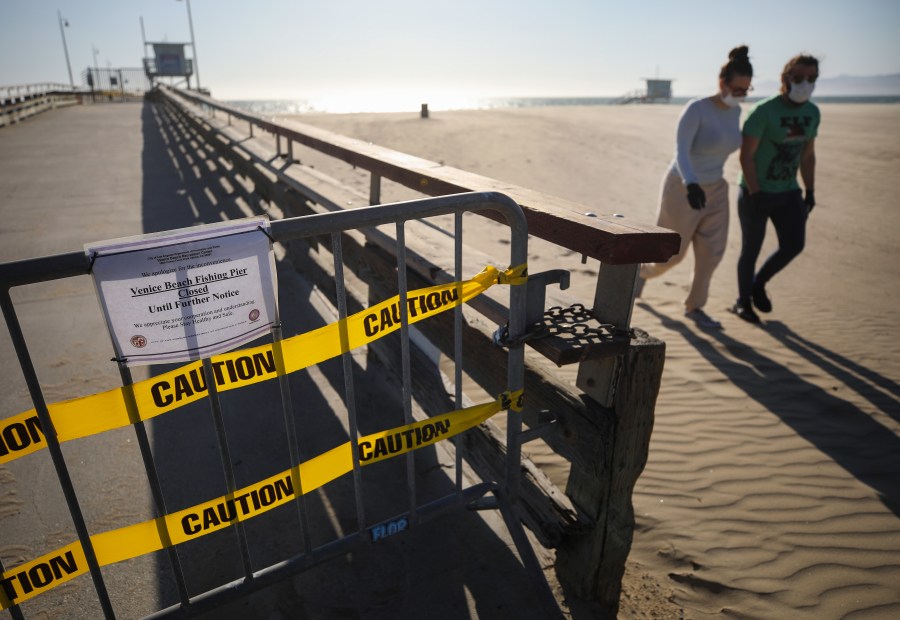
[280, 103, 900, 618]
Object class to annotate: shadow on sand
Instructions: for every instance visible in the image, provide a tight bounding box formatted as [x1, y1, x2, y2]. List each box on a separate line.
[638, 301, 900, 518]
[137, 99, 560, 618]
[764, 320, 900, 425]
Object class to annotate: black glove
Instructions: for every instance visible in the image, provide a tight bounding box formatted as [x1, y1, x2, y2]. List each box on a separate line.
[686, 183, 706, 210]
[805, 189, 815, 213]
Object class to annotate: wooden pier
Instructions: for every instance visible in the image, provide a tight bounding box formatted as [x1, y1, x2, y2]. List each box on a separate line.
[0, 90, 678, 618]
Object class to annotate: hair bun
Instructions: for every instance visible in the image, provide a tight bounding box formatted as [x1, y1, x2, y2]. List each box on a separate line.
[721, 45, 753, 79]
[729, 46, 750, 61]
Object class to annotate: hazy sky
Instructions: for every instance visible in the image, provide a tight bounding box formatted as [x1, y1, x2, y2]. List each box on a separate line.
[3, 0, 899, 104]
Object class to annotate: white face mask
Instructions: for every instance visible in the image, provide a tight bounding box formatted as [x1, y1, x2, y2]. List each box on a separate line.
[788, 80, 815, 103]
[721, 91, 746, 108]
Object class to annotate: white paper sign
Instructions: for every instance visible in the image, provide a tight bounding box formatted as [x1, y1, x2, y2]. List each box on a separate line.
[86, 217, 278, 367]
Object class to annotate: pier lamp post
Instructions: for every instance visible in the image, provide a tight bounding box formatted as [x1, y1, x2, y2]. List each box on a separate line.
[177, 0, 201, 90]
[92, 45, 100, 90]
[57, 11, 74, 88]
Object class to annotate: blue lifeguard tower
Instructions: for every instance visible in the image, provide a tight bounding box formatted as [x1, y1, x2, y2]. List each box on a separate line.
[143, 42, 195, 89]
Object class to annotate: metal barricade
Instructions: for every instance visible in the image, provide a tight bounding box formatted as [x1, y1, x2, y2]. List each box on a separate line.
[0, 192, 559, 618]
[81, 68, 152, 101]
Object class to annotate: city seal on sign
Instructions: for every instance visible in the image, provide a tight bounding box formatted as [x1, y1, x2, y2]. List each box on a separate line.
[249, 309, 260, 322]
[130, 335, 148, 348]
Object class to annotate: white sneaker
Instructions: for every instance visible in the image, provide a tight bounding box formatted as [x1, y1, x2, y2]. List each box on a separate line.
[684, 308, 722, 329]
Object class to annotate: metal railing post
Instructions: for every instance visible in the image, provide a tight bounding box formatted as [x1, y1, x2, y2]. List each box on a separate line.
[331, 232, 367, 533]
[0, 556, 26, 620]
[270, 323, 313, 557]
[453, 212, 464, 494]
[504, 199, 528, 504]
[202, 358, 255, 581]
[116, 362, 191, 608]
[395, 221, 418, 523]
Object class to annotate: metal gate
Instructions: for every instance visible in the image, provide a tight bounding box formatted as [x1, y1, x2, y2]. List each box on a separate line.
[0, 192, 559, 618]
[81, 68, 152, 101]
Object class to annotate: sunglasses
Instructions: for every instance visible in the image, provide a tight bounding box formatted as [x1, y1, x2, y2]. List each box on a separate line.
[789, 74, 818, 84]
[728, 84, 754, 97]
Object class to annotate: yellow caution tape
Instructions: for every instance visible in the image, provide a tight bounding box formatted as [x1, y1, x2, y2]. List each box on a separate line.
[0, 390, 523, 609]
[0, 264, 527, 466]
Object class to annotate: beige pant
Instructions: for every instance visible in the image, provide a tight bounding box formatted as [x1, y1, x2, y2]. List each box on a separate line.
[641, 170, 729, 311]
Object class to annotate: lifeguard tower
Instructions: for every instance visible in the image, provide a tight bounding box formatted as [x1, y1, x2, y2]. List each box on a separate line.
[642, 78, 673, 102]
[615, 77, 674, 104]
[143, 42, 194, 89]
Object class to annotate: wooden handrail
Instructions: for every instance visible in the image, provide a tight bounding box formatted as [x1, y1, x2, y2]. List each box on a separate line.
[160, 86, 679, 265]
[0, 83, 76, 99]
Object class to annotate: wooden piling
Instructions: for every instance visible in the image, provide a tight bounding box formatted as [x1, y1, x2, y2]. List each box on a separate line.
[556, 333, 664, 615]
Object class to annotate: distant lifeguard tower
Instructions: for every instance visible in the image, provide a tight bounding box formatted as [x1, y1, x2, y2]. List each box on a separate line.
[643, 78, 673, 102]
[143, 42, 195, 90]
[615, 77, 674, 104]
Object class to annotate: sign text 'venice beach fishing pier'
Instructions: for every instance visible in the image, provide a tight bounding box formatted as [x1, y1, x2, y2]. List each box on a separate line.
[87, 217, 278, 366]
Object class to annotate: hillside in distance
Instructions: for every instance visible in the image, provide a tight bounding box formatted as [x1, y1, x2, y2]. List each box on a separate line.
[751, 73, 900, 96]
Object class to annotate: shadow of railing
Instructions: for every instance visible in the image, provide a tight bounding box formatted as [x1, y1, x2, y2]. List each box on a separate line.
[637, 301, 900, 518]
[764, 320, 900, 425]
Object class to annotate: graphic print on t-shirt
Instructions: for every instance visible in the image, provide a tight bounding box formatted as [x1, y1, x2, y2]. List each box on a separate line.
[765, 115, 812, 183]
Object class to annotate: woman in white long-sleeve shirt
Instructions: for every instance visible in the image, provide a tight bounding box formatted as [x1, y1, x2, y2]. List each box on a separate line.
[639, 46, 754, 328]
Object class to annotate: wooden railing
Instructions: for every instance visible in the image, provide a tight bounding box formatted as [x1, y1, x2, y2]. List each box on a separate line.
[0, 83, 75, 100]
[0, 83, 81, 128]
[154, 85, 676, 615]
[163, 86, 678, 265]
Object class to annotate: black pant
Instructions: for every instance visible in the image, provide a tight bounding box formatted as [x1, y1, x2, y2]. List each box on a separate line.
[736, 186, 807, 303]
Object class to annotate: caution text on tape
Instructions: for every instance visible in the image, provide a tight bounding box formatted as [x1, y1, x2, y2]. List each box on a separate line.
[0, 265, 526, 466]
[0, 390, 523, 609]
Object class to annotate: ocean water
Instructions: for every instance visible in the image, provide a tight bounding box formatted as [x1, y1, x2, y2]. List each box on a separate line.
[225, 95, 900, 116]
